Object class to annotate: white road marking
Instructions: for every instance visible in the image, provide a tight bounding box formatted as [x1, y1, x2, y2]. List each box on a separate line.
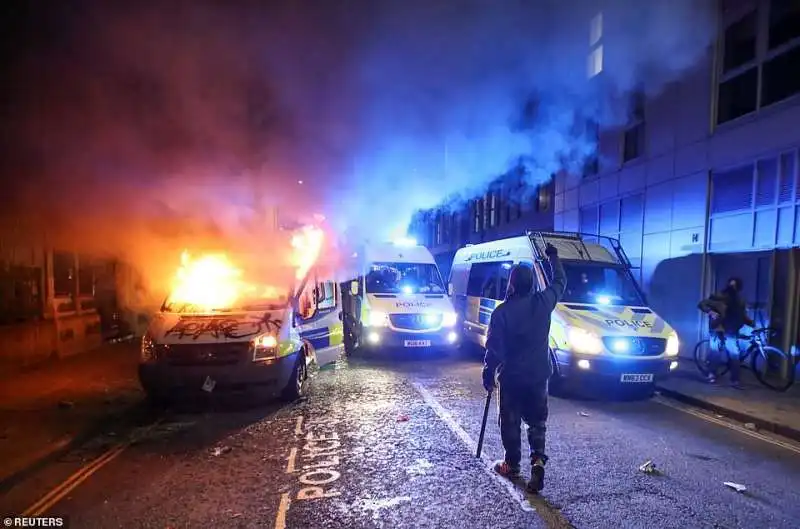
[654, 396, 800, 455]
[294, 416, 304, 436]
[412, 382, 535, 513]
[274, 492, 290, 529]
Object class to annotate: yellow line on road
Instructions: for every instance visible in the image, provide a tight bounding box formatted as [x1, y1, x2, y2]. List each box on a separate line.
[21, 418, 165, 516]
[22, 444, 126, 517]
[285, 447, 298, 473]
[274, 492, 290, 529]
[654, 396, 800, 455]
[294, 416, 304, 436]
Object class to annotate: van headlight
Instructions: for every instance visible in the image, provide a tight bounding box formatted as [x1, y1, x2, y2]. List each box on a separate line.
[568, 328, 604, 355]
[366, 311, 389, 327]
[251, 334, 278, 361]
[441, 311, 457, 327]
[141, 333, 156, 362]
[665, 333, 680, 357]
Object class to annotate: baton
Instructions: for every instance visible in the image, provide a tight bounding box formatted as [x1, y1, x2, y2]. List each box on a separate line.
[476, 390, 492, 458]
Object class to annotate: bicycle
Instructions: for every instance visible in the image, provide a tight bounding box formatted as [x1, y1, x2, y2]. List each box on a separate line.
[693, 327, 795, 392]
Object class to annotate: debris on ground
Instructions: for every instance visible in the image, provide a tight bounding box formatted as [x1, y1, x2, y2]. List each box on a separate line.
[715, 414, 724, 419]
[202, 376, 216, 393]
[723, 482, 747, 493]
[58, 400, 75, 409]
[744, 422, 757, 431]
[212, 446, 232, 457]
[230, 513, 242, 519]
[397, 414, 410, 422]
[578, 411, 590, 417]
[639, 460, 658, 474]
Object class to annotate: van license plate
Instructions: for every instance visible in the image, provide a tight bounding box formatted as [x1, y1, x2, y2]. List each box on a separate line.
[620, 374, 653, 383]
[404, 340, 431, 347]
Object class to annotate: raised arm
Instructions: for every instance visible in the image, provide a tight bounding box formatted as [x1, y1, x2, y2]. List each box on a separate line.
[536, 244, 566, 312]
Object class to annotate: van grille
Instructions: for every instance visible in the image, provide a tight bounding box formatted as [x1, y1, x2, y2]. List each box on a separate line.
[390, 313, 441, 331]
[602, 336, 666, 357]
[159, 343, 248, 365]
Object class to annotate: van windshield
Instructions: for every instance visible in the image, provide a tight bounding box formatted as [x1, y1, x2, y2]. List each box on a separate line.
[560, 262, 644, 306]
[366, 262, 446, 294]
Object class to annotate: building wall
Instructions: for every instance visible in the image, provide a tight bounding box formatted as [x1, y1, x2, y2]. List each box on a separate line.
[412, 182, 555, 279]
[556, 0, 800, 356]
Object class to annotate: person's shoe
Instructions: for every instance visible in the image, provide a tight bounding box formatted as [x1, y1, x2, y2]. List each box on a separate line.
[493, 460, 520, 480]
[706, 373, 717, 384]
[527, 459, 545, 493]
[730, 380, 744, 390]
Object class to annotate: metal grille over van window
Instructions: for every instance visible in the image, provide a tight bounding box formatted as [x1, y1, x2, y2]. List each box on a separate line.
[712, 165, 754, 213]
[390, 313, 441, 331]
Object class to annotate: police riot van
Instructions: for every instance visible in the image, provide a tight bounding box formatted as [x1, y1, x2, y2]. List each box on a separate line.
[139, 247, 344, 404]
[449, 231, 680, 391]
[341, 238, 459, 352]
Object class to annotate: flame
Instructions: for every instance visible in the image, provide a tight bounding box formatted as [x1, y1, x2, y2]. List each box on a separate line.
[165, 225, 324, 311]
[291, 225, 325, 280]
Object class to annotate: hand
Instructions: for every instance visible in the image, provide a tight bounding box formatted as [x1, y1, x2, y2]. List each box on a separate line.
[545, 244, 558, 258]
[481, 366, 496, 392]
[708, 311, 720, 319]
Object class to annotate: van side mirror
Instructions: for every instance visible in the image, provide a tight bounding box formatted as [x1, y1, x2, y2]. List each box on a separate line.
[447, 283, 454, 296]
[350, 281, 359, 296]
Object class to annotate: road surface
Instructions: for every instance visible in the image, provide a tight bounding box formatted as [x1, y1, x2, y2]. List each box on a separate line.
[2, 351, 798, 528]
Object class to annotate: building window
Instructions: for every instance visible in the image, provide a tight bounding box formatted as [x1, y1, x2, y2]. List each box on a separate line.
[536, 186, 552, 212]
[588, 12, 603, 78]
[717, 3, 800, 125]
[53, 252, 75, 297]
[78, 257, 95, 296]
[435, 213, 443, 245]
[579, 206, 599, 235]
[484, 192, 498, 228]
[583, 119, 600, 177]
[622, 90, 645, 163]
[473, 200, 482, 233]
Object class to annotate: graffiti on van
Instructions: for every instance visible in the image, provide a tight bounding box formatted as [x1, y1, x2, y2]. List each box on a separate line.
[164, 313, 283, 340]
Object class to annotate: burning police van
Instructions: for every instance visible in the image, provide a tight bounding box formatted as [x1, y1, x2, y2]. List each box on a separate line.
[341, 238, 459, 353]
[449, 231, 680, 393]
[138, 226, 344, 404]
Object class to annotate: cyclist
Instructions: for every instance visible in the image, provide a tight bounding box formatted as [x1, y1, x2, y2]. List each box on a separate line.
[697, 277, 754, 389]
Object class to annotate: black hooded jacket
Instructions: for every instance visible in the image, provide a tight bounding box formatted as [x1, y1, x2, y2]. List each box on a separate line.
[483, 254, 567, 388]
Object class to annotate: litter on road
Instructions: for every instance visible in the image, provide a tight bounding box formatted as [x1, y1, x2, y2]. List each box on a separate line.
[639, 460, 657, 474]
[212, 446, 232, 457]
[724, 482, 747, 493]
[744, 422, 757, 431]
[578, 411, 590, 417]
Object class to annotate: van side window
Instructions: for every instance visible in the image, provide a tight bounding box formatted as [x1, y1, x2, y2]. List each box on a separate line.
[467, 263, 490, 297]
[467, 262, 512, 301]
[316, 281, 336, 312]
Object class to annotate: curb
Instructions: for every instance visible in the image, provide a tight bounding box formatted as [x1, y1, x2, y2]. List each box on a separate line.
[656, 385, 800, 443]
[0, 399, 146, 495]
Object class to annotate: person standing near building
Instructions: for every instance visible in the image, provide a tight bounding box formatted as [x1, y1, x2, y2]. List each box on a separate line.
[482, 243, 566, 493]
[697, 277, 753, 389]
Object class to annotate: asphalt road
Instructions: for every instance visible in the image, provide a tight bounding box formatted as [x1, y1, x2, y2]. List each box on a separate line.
[2, 351, 799, 529]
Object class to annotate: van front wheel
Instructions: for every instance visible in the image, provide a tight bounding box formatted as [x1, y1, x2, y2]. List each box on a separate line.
[282, 353, 308, 401]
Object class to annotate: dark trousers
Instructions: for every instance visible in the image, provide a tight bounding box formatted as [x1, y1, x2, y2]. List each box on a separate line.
[709, 332, 744, 383]
[498, 381, 549, 469]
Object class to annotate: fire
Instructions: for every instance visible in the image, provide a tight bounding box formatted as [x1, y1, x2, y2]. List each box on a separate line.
[291, 225, 325, 280]
[165, 225, 325, 311]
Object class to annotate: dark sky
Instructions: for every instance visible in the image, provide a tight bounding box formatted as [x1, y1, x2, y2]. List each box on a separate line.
[0, 1, 716, 259]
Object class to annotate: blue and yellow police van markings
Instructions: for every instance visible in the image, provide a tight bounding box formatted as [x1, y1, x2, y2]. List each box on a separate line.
[557, 304, 668, 337]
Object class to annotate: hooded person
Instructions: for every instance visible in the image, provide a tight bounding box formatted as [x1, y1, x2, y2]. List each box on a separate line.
[697, 276, 753, 388]
[482, 243, 566, 493]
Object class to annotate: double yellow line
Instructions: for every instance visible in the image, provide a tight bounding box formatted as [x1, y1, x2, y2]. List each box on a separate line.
[21, 418, 164, 517]
[22, 444, 127, 517]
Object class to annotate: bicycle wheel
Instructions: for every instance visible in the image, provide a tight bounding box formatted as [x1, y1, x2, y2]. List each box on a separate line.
[694, 339, 730, 377]
[751, 345, 795, 392]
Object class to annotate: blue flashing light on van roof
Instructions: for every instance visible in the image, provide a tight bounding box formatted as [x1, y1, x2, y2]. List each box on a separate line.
[596, 295, 611, 305]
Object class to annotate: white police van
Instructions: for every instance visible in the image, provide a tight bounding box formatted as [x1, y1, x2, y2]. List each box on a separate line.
[449, 231, 680, 391]
[342, 238, 459, 353]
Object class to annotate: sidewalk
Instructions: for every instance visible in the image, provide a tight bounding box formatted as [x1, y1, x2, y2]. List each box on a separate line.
[657, 362, 800, 442]
[0, 341, 144, 487]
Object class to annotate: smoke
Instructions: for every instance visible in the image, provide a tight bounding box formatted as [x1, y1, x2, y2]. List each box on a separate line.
[0, 0, 716, 300]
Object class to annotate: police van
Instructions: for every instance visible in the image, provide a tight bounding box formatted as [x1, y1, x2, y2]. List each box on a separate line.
[449, 231, 680, 391]
[139, 257, 344, 405]
[342, 238, 459, 353]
